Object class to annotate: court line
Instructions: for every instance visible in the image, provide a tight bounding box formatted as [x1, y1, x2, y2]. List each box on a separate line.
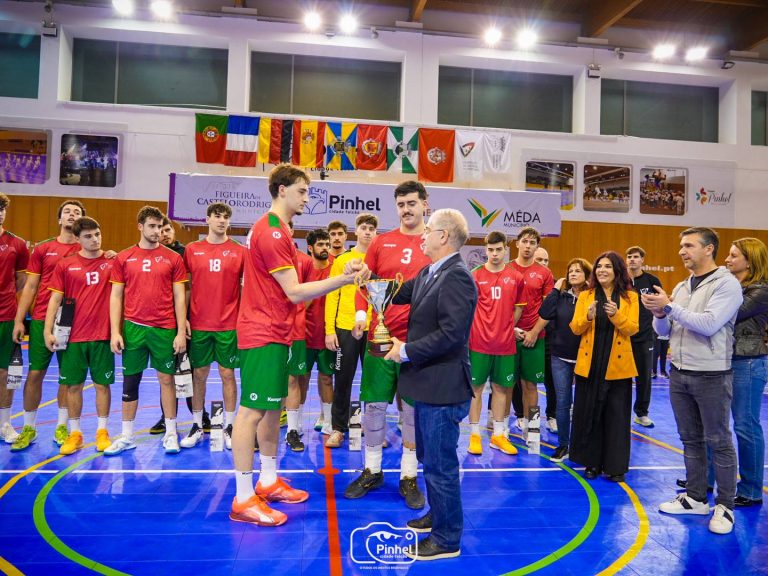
[597, 481, 650, 576]
[317, 445, 343, 576]
[10, 384, 94, 420]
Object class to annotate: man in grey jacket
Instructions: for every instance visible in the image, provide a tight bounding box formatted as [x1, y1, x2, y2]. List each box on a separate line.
[641, 227, 743, 535]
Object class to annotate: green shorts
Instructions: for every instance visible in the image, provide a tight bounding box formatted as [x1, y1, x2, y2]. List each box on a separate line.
[360, 348, 401, 403]
[288, 340, 308, 376]
[188, 329, 239, 369]
[0, 320, 13, 370]
[240, 344, 289, 410]
[28, 319, 60, 372]
[59, 340, 115, 386]
[470, 350, 517, 388]
[306, 347, 335, 376]
[122, 321, 176, 376]
[515, 337, 546, 383]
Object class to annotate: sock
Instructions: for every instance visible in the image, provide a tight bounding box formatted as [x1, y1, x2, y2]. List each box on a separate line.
[504, 415, 510, 429]
[259, 454, 278, 487]
[122, 420, 134, 438]
[193, 410, 203, 428]
[69, 418, 81, 433]
[365, 445, 383, 474]
[165, 418, 177, 435]
[225, 411, 236, 427]
[470, 422, 480, 436]
[57, 408, 68, 427]
[322, 402, 332, 425]
[493, 420, 505, 437]
[298, 403, 304, 427]
[97, 416, 109, 430]
[24, 410, 37, 428]
[0, 408, 10, 426]
[235, 471, 255, 503]
[287, 409, 299, 432]
[400, 447, 418, 479]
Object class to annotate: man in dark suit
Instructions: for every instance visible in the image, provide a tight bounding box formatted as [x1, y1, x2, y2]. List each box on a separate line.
[384, 208, 478, 560]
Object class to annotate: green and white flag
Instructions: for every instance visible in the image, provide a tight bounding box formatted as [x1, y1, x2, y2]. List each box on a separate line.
[387, 126, 418, 174]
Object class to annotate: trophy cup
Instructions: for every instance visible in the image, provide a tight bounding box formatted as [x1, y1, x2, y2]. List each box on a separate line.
[357, 273, 404, 357]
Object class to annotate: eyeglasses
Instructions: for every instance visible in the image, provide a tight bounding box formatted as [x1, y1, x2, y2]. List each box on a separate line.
[423, 227, 445, 236]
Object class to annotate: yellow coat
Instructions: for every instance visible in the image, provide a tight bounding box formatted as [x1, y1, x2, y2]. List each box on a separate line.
[569, 289, 640, 380]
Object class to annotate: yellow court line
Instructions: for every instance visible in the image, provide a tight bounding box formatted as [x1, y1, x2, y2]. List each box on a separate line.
[631, 429, 684, 455]
[11, 384, 94, 420]
[596, 481, 650, 576]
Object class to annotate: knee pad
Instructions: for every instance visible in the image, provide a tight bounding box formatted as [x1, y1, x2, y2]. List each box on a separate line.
[121, 373, 142, 402]
[400, 402, 416, 445]
[364, 402, 387, 447]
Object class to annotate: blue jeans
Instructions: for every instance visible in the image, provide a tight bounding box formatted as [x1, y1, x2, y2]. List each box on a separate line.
[414, 399, 470, 550]
[669, 368, 737, 508]
[551, 356, 575, 448]
[732, 356, 768, 500]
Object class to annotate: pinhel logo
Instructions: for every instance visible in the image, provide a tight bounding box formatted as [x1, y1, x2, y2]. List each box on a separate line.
[306, 187, 328, 215]
[696, 188, 709, 205]
[350, 522, 416, 566]
[468, 198, 502, 228]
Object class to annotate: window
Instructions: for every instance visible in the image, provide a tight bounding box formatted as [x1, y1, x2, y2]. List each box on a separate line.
[71, 39, 228, 109]
[437, 66, 573, 132]
[0, 32, 40, 99]
[601, 79, 719, 143]
[250, 52, 401, 121]
[752, 91, 767, 146]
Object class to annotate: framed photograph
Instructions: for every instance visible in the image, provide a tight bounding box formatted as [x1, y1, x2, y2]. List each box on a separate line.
[525, 161, 575, 210]
[583, 164, 631, 213]
[0, 128, 50, 184]
[639, 167, 687, 215]
[60, 134, 118, 188]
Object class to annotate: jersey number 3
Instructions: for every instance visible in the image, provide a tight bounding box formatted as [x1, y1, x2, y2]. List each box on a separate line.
[400, 248, 412, 265]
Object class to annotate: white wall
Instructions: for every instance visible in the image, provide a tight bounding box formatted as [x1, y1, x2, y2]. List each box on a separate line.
[0, 1, 766, 230]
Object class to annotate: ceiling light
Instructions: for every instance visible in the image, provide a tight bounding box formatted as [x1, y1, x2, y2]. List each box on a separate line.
[304, 11, 322, 31]
[685, 46, 707, 62]
[484, 27, 502, 46]
[339, 14, 358, 35]
[150, 0, 174, 20]
[516, 29, 538, 50]
[112, 0, 134, 16]
[652, 44, 676, 60]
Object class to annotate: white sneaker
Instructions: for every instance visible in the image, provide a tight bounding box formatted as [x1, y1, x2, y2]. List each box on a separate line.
[104, 435, 137, 456]
[659, 493, 710, 515]
[180, 424, 203, 448]
[709, 504, 735, 534]
[515, 417, 528, 433]
[634, 415, 655, 427]
[0, 422, 19, 444]
[163, 433, 180, 454]
[547, 417, 558, 433]
[314, 416, 324, 431]
[224, 424, 233, 450]
[321, 422, 333, 436]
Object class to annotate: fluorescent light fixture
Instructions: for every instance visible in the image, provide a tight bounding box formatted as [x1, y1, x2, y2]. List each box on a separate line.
[516, 29, 538, 50]
[652, 44, 676, 60]
[339, 14, 358, 35]
[484, 27, 502, 46]
[150, 0, 174, 20]
[112, 0, 134, 16]
[685, 46, 707, 62]
[304, 11, 322, 31]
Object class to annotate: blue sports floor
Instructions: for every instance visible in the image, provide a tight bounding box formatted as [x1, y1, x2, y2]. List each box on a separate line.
[1, 348, 766, 576]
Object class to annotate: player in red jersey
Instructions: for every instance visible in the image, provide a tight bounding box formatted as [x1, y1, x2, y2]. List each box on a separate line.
[467, 231, 525, 457]
[344, 181, 431, 510]
[44, 217, 115, 455]
[230, 164, 367, 528]
[509, 226, 554, 437]
[180, 202, 245, 449]
[11, 200, 85, 451]
[105, 206, 188, 456]
[0, 193, 29, 445]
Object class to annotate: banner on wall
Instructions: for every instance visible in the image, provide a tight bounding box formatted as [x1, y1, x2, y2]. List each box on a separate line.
[168, 173, 562, 237]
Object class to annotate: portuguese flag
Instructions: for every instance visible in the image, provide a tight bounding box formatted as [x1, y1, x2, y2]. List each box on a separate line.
[195, 113, 228, 164]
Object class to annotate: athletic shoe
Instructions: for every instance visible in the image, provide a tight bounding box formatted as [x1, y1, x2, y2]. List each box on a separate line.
[149, 416, 166, 435]
[407, 511, 433, 533]
[104, 435, 137, 456]
[661, 372, 669, 378]
[399, 477, 426, 509]
[10, 425, 37, 452]
[550, 446, 569, 463]
[709, 504, 735, 534]
[659, 493, 710, 515]
[314, 416, 324, 431]
[163, 433, 180, 454]
[95, 429, 111, 452]
[515, 417, 528, 434]
[547, 417, 558, 433]
[256, 477, 309, 504]
[321, 422, 333, 436]
[404, 537, 460, 561]
[345, 468, 384, 499]
[634, 415, 655, 427]
[734, 495, 763, 507]
[285, 429, 305, 452]
[325, 430, 344, 448]
[60, 431, 84, 455]
[229, 495, 287, 527]
[202, 411, 211, 433]
[0, 422, 19, 444]
[180, 423, 204, 448]
[467, 433, 483, 455]
[53, 425, 69, 446]
[224, 424, 233, 450]
[490, 434, 518, 455]
[279, 410, 287, 428]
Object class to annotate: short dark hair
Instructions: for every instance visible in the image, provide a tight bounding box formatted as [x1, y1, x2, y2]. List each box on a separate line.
[0, 192, 9, 210]
[681, 227, 720, 259]
[516, 226, 540, 244]
[207, 202, 232, 218]
[161, 216, 172, 227]
[626, 245, 646, 258]
[355, 213, 378, 228]
[137, 205, 164, 225]
[58, 199, 86, 219]
[72, 216, 100, 237]
[394, 180, 428, 200]
[328, 220, 348, 233]
[268, 163, 310, 199]
[307, 228, 330, 246]
[484, 231, 507, 246]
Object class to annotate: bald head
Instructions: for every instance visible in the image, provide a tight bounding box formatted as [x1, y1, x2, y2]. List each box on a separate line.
[534, 247, 549, 268]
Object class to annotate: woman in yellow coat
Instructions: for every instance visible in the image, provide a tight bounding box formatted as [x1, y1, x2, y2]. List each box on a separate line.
[569, 251, 639, 482]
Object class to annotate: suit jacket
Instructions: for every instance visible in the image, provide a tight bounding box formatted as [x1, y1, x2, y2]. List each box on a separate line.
[393, 253, 478, 404]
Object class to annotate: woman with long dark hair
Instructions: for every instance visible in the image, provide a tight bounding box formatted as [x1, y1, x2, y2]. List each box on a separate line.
[569, 251, 639, 481]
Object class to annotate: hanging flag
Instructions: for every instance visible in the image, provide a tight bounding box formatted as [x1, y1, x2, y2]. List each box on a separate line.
[418, 128, 455, 183]
[387, 126, 418, 174]
[483, 131, 512, 175]
[257, 118, 294, 165]
[225, 115, 260, 167]
[454, 130, 484, 182]
[356, 124, 387, 171]
[325, 122, 358, 170]
[290, 120, 325, 168]
[195, 113, 228, 164]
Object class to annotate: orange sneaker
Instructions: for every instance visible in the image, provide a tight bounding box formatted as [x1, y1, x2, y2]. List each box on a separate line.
[490, 434, 518, 455]
[256, 477, 309, 504]
[229, 495, 287, 527]
[60, 431, 84, 455]
[468, 433, 483, 455]
[95, 429, 111, 452]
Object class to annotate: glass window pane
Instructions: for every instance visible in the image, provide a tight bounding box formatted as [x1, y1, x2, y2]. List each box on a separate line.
[600, 79, 625, 135]
[751, 91, 767, 146]
[250, 52, 294, 114]
[437, 66, 472, 126]
[0, 32, 41, 99]
[72, 38, 117, 103]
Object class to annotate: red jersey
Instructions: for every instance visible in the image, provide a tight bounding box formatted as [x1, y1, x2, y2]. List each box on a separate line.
[110, 245, 187, 330]
[0, 231, 29, 321]
[49, 254, 113, 342]
[27, 238, 79, 320]
[510, 261, 554, 335]
[237, 212, 297, 349]
[358, 229, 430, 341]
[183, 238, 246, 332]
[292, 251, 314, 341]
[305, 263, 332, 349]
[469, 265, 525, 355]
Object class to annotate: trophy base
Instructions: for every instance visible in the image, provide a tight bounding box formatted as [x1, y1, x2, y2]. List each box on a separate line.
[368, 340, 393, 358]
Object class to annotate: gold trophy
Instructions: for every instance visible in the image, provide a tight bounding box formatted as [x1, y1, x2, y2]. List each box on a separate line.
[357, 273, 404, 357]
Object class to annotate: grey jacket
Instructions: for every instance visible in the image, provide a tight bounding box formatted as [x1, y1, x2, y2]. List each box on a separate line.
[734, 282, 768, 358]
[653, 266, 743, 371]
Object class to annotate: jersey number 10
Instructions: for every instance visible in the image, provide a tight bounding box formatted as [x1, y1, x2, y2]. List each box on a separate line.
[491, 286, 501, 300]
